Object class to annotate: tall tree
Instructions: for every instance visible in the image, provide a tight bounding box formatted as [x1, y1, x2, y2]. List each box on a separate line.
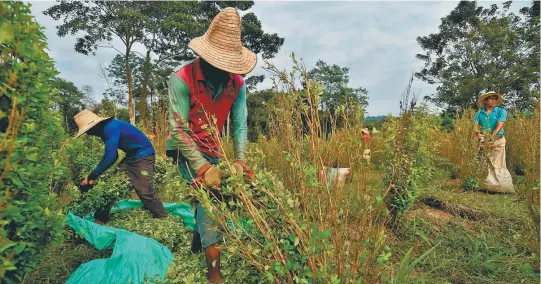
[81, 85, 97, 109]
[155, 2, 284, 89]
[308, 60, 368, 114]
[415, 0, 539, 113]
[246, 89, 277, 141]
[44, 1, 151, 125]
[50, 78, 87, 133]
[45, 2, 285, 127]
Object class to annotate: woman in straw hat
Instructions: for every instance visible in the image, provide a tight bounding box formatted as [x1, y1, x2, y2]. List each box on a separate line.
[73, 110, 168, 222]
[473, 91, 515, 193]
[166, 7, 256, 283]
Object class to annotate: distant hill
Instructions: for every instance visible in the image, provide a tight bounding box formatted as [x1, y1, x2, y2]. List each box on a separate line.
[364, 115, 386, 122]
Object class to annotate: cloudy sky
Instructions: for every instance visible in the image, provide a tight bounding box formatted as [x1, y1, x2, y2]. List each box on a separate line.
[27, 0, 529, 116]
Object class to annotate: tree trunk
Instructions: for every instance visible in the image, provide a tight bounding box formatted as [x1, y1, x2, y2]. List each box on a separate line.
[125, 47, 135, 125]
[65, 114, 69, 133]
[140, 49, 151, 129]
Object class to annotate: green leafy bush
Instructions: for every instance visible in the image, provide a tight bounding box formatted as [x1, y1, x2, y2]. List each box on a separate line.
[462, 177, 481, 191]
[0, 2, 66, 282]
[64, 135, 103, 185]
[152, 155, 191, 203]
[382, 79, 441, 224]
[65, 170, 133, 218]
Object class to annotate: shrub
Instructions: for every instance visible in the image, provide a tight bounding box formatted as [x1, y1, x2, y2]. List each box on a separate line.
[0, 2, 66, 282]
[65, 170, 132, 219]
[382, 77, 441, 225]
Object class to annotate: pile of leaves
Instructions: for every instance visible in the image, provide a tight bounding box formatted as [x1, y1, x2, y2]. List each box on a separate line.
[107, 209, 263, 283]
[108, 209, 189, 252]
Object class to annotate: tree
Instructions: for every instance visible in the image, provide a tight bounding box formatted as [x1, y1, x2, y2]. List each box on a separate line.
[81, 85, 97, 109]
[45, 2, 285, 128]
[50, 78, 86, 133]
[154, 2, 284, 88]
[246, 89, 277, 141]
[415, 0, 540, 114]
[308, 60, 368, 113]
[44, 1, 152, 125]
[307, 60, 368, 132]
[93, 98, 130, 122]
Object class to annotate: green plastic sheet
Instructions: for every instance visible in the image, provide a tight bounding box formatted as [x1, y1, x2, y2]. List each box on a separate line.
[66, 200, 195, 284]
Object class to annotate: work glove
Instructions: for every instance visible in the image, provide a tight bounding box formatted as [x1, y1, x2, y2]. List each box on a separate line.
[231, 160, 255, 179]
[231, 161, 244, 176]
[196, 163, 222, 188]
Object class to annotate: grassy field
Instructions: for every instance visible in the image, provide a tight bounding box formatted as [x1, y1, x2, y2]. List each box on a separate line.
[22, 64, 540, 284]
[25, 165, 539, 284]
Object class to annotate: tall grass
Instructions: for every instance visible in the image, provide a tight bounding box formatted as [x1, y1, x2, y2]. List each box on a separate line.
[438, 109, 487, 182]
[505, 103, 540, 267]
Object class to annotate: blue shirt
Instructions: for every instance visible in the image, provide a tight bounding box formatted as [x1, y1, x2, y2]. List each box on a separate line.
[89, 119, 155, 180]
[474, 106, 507, 136]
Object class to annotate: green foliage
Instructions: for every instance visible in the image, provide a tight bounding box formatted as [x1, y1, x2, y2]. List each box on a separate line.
[0, 2, 66, 282]
[383, 78, 442, 223]
[44, 1, 285, 125]
[24, 242, 110, 284]
[416, 0, 540, 113]
[308, 60, 368, 131]
[246, 89, 277, 141]
[108, 209, 188, 252]
[50, 78, 90, 134]
[64, 135, 103, 185]
[151, 155, 191, 203]
[462, 176, 481, 191]
[65, 171, 132, 218]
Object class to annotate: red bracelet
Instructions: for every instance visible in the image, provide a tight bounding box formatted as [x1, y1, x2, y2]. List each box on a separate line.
[196, 163, 212, 177]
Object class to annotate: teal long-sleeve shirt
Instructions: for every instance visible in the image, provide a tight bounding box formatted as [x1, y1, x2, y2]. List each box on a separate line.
[166, 72, 248, 171]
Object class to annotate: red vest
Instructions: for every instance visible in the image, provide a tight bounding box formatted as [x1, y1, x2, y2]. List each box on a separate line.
[172, 58, 244, 158]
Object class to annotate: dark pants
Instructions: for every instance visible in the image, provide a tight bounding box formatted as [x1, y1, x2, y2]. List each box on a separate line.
[118, 155, 168, 218]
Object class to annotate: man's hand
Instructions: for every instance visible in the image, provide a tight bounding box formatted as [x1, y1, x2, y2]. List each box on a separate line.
[476, 133, 484, 141]
[231, 162, 244, 176]
[197, 164, 221, 188]
[231, 160, 255, 179]
[80, 176, 95, 187]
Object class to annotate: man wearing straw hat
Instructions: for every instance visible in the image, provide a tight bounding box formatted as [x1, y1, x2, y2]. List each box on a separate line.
[74, 110, 169, 222]
[473, 91, 515, 193]
[167, 7, 255, 283]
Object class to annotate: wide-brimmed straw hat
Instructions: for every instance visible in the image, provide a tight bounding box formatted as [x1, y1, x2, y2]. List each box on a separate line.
[188, 7, 257, 75]
[73, 109, 112, 139]
[477, 91, 503, 109]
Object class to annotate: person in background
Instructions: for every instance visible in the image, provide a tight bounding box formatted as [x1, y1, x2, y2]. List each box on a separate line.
[362, 127, 371, 163]
[473, 91, 515, 193]
[166, 7, 255, 283]
[74, 110, 169, 223]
